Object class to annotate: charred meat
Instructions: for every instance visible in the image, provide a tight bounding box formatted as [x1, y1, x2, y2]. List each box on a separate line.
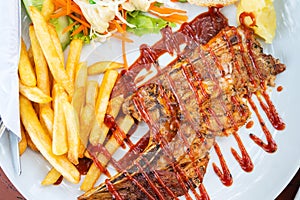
[78, 12, 285, 200]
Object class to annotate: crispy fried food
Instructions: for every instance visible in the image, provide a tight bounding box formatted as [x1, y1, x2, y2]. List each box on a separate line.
[80, 115, 134, 192]
[19, 125, 28, 155]
[89, 70, 119, 145]
[41, 0, 55, 21]
[39, 106, 54, 138]
[19, 82, 52, 104]
[85, 81, 98, 106]
[52, 84, 68, 155]
[63, 100, 81, 165]
[18, 39, 36, 87]
[42, 168, 62, 186]
[66, 39, 83, 84]
[72, 62, 88, 116]
[30, 6, 73, 96]
[79, 104, 95, 148]
[87, 61, 123, 75]
[20, 95, 80, 184]
[29, 25, 50, 97]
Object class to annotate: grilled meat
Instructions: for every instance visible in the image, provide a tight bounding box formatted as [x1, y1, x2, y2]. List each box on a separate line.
[78, 20, 285, 200]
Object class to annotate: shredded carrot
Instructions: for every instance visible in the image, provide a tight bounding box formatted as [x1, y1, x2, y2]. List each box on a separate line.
[63, 21, 78, 34]
[148, 2, 188, 24]
[51, 8, 67, 18]
[112, 20, 125, 33]
[67, 0, 71, 15]
[149, 3, 187, 15]
[71, 24, 85, 36]
[111, 33, 133, 43]
[150, 12, 188, 24]
[52, 0, 83, 15]
[68, 14, 91, 28]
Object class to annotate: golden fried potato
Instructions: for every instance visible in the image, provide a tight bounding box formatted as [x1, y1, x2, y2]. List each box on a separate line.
[18, 39, 36, 87]
[20, 95, 80, 184]
[30, 7, 73, 96]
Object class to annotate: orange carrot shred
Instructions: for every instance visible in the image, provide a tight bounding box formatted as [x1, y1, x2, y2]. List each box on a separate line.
[66, 0, 70, 14]
[71, 24, 85, 36]
[68, 14, 91, 28]
[113, 20, 125, 33]
[62, 21, 78, 34]
[149, 3, 187, 15]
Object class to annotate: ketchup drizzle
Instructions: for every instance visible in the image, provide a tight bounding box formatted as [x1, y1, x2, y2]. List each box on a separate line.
[212, 143, 233, 186]
[105, 179, 124, 200]
[258, 92, 285, 131]
[248, 97, 277, 153]
[231, 132, 254, 172]
[85, 7, 286, 200]
[132, 90, 194, 200]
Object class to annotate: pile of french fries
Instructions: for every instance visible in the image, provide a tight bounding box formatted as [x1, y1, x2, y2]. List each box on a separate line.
[18, 0, 134, 190]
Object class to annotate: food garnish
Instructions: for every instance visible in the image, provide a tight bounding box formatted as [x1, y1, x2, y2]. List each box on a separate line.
[237, 0, 277, 43]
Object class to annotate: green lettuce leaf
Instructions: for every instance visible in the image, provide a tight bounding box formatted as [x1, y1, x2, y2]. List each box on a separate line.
[126, 11, 175, 36]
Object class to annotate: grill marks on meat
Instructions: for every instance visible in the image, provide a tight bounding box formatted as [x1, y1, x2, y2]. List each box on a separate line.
[78, 18, 286, 200]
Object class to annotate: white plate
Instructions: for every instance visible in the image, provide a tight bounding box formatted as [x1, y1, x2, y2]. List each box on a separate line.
[1, 1, 300, 200]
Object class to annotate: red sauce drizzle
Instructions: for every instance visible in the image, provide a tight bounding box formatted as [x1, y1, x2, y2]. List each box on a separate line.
[75, 157, 93, 175]
[231, 132, 254, 172]
[53, 175, 63, 185]
[133, 90, 194, 200]
[118, 131, 150, 169]
[212, 143, 233, 186]
[277, 85, 283, 92]
[104, 114, 127, 148]
[105, 179, 124, 200]
[90, 6, 285, 200]
[258, 92, 285, 130]
[246, 120, 254, 129]
[199, 184, 210, 200]
[135, 162, 166, 200]
[124, 171, 156, 200]
[247, 97, 277, 153]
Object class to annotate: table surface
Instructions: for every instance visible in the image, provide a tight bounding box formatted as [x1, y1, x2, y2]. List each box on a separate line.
[0, 167, 299, 200]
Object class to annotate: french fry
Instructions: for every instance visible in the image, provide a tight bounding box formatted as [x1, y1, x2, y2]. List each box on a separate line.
[19, 82, 52, 104]
[39, 106, 54, 138]
[63, 100, 80, 165]
[97, 95, 124, 144]
[19, 125, 28, 155]
[71, 62, 88, 115]
[23, 124, 39, 152]
[41, 0, 55, 21]
[72, 87, 85, 118]
[81, 115, 134, 191]
[30, 7, 73, 96]
[20, 95, 80, 184]
[52, 84, 68, 155]
[27, 46, 35, 67]
[41, 168, 62, 186]
[66, 39, 83, 84]
[79, 104, 95, 147]
[87, 61, 124, 75]
[47, 24, 65, 66]
[75, 62, 88, 90]
[85, 80, 98, 106]
[89, 70, 119, 145]
[29, 25, 50, 98]
[18, 39, 36, 87]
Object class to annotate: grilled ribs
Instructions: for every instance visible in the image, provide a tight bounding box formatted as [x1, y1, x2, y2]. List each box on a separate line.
[78, 12, 285, 200]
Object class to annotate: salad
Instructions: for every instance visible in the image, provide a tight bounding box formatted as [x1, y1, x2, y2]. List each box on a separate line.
[23, 0, 189, 49]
